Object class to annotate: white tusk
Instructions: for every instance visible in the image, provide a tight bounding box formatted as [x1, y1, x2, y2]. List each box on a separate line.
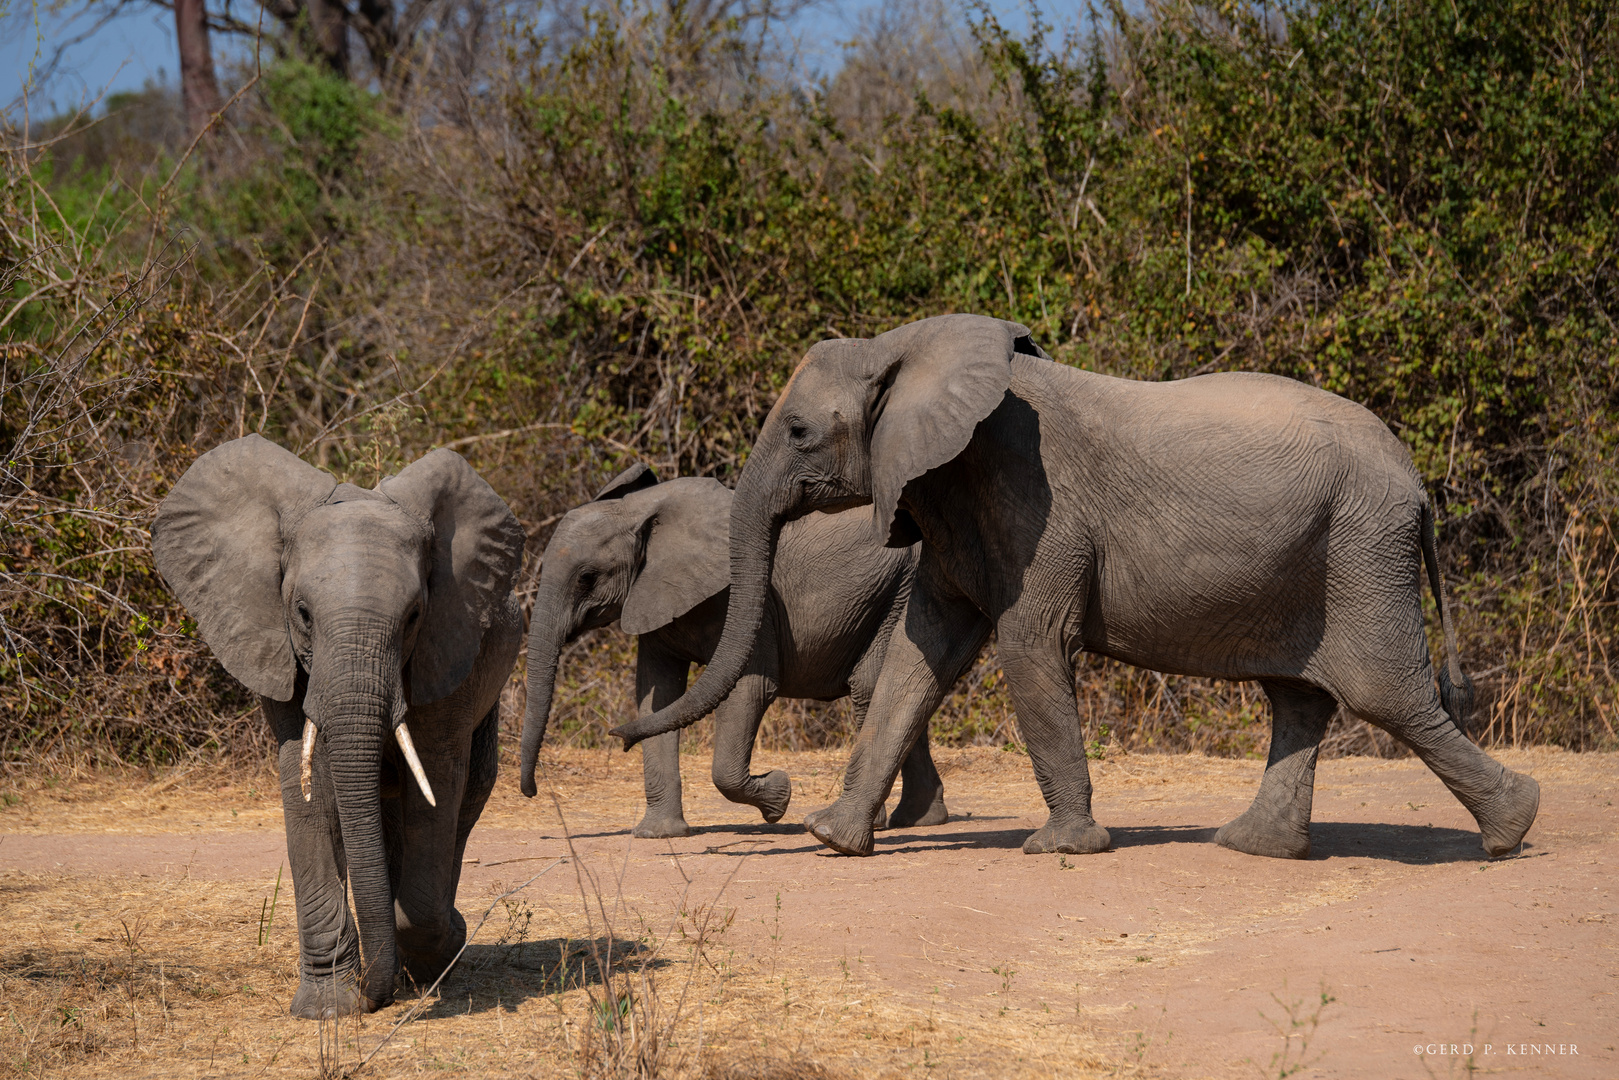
[395, 722, 436, 807]
[300, 720, 317, 802]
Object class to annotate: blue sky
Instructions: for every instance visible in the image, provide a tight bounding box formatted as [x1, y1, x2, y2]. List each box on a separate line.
[3, 0, 186, 113]
[1, 0, 1046, 118]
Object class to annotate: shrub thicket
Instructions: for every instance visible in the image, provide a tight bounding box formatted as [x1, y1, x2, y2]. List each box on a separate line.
[4, 0, 1617, 768]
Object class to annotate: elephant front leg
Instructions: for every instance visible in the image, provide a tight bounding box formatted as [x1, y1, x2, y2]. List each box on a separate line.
[265, 696, 367, 1019]
[998, 636, 1111, 857]
[635, 732, 691, 838]
[710, 642, 790, 825]
[805, 569, 989, 855]
[1216, 681, 1335, 859]
[849, 665, 947, 831]
[633, 642, 693, 839]
[393, 702, 499, 986]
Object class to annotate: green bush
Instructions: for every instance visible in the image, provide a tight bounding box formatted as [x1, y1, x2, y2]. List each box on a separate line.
[5, 0, 1617, 766]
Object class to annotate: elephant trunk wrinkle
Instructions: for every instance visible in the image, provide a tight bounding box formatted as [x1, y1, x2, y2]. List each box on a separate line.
[519, 599, 570, 797]
[614, 467, 789, 746]
[311, 627, 403, 1010]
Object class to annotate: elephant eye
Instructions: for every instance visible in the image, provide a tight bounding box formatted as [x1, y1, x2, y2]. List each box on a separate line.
[788, 420, 809, 442]
[295, 601, 311, 628]
[405, 606, 420, 626]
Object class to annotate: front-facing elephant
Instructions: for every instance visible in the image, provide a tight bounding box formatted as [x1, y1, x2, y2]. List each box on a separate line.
[611, 314, 1541, 862]
[519, 462, 951, 837]
[153, 435, 525, 1017]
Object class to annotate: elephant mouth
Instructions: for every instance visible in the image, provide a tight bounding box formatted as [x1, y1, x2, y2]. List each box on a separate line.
[298, 716, 435, 807]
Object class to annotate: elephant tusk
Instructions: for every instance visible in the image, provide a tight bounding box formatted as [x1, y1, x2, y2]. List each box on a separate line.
[300, 720, 317, 802]
[395, 722, 437, 807]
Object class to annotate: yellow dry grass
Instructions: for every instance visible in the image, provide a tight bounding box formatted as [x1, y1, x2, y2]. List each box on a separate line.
[0, 749, 1122, 1080]
[6, 745, 1596, 1079]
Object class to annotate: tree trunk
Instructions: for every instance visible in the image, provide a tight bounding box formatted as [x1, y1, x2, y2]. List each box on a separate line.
[174, 0, 223, 138]
[306, 0, 351, 76]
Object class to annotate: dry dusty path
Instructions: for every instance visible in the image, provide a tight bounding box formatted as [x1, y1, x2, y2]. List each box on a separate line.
[3, 746, 1615, 1078]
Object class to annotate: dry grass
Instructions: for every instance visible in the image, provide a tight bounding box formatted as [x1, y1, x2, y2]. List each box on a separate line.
[0, 748, 1124, 1080]
[4, 743, 1605, 1077]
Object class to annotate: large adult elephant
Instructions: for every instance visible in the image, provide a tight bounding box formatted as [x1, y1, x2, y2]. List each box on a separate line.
[519, 462, 950, 837]
[152, 436, 525, 1016]
[611, 314, 1541, 861]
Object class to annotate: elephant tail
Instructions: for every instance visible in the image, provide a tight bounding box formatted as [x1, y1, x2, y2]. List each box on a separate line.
[1421, 500, 1476, 735]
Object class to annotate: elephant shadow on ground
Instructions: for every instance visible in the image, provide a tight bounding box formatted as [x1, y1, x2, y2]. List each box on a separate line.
[1307, 820, 1511, 864]
[1107, 821, 1506, 865]
[415, 934, 669, 1018]
[871, 824, 1033, 854]
[1106, 824, 1218, 849]
[559, 821, 805, 843]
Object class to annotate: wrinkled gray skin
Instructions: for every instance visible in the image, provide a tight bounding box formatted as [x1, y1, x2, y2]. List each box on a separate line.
[612, 314, 1541, 862]
[152, 436, 524, 1017]
[520, 463, 950, 837]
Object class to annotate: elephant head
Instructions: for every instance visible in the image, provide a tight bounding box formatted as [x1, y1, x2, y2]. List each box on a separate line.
[611, 314, 1041, 749]
[519, 463, 730, 795]
[152, 435, 524, 1008]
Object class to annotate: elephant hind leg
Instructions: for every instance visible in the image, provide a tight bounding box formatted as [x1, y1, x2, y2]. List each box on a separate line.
[998, 638, 1110, 857]
[886, 733, 948, 829]
[1339, 674, 1539, 857]
[1216, 681, 1335, 860]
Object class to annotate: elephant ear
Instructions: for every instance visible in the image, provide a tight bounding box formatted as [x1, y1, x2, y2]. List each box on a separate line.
[593, 461, 660, 501]
[866, 314, 1035, 547]
[380, 449, 526, 704]
[151, 435, 337, 701]
[620, 477, 732, 634]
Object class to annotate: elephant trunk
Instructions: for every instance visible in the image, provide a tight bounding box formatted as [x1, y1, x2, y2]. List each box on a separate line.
[519, 590, 572, 798]
[613, 457, 792, 748]
[308, 621, 402, 1011]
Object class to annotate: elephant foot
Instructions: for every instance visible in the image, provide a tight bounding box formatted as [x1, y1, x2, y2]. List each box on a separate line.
[1478, 770, 1540, 857]
[751, 769, 792, 825]
[871, 802, 890, 831]
[1022, 817, 1110, 856]
[1215, 808, 1311, 860]
[887, 787, 948, 829]
[804, 800, 876, 856]
[402, 948, 459, 987]
[400, 909, 467, 986]
[633, 809, 692, 839]
[289, 975, 379, 1019]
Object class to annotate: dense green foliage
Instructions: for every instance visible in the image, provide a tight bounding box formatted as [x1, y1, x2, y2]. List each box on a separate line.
[5, 0, 1617, 765]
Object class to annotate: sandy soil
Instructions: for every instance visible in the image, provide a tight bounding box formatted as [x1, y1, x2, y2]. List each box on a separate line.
[2, 745, 1614, 1078]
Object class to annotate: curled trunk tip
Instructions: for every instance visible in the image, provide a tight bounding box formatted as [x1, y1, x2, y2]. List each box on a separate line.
[612, 493, 783, 748]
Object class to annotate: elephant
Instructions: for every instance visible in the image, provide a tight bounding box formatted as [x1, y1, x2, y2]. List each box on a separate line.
[610, 313, 1542, 862]
[152, 435, 525, 1016]
[518, 462, 950, 837]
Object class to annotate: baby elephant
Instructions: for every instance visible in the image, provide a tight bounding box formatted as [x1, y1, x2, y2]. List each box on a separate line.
[519, 463, 949, 837]
[153, 436, 525, 1017]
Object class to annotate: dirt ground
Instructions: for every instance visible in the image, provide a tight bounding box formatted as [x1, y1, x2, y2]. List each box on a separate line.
[2, 744, 1614, 1079]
